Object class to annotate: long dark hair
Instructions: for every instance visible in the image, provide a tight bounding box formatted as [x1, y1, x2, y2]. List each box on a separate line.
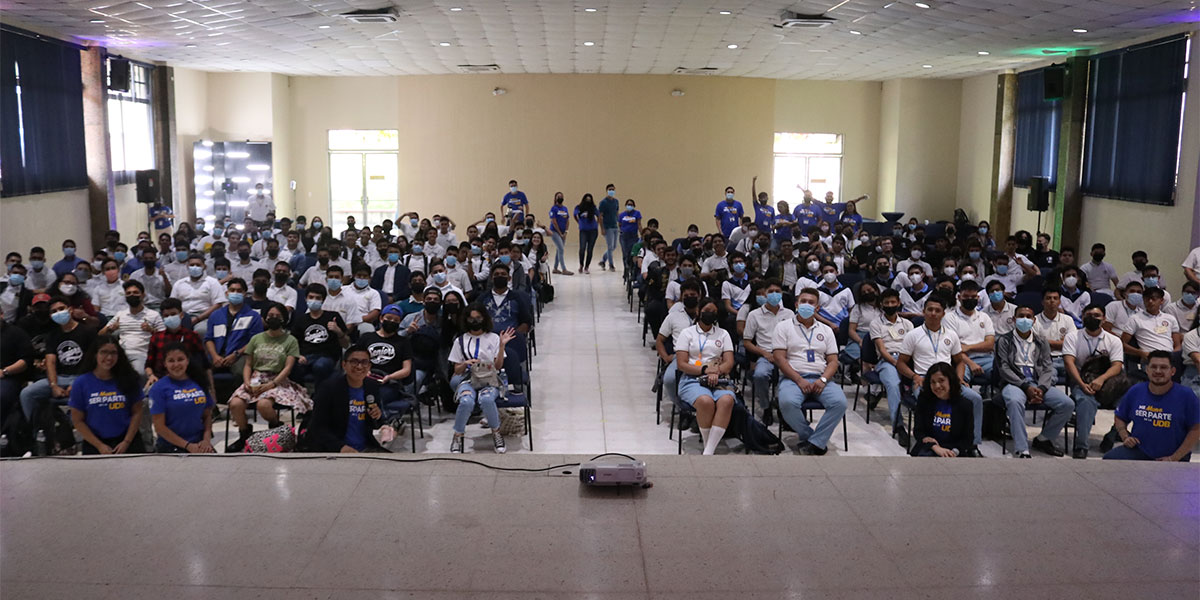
[461, 302, 493, 336]
[578, 193, 596, 213]
[442, 290, 465, 342]
[81, 335, 141, 401]
[161, 342, 209, 388]
[917, 362, 961, 406]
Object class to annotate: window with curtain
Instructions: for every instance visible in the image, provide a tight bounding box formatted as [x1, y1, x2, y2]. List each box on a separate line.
[0, 26, 88, 197]
[107, 60, 154, 186]
[1013, 67, 1062, 188]
[1081, 35, 1189, 205]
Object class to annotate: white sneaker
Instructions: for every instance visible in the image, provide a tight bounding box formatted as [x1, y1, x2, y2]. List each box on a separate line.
[450, 435, 464, 453]
[492, 430, 507, 454]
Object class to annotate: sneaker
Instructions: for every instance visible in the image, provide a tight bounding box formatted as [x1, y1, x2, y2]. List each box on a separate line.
[895, 425, 910, 449]
[450, 435, 464, 453]
[1099, 427, 1118, 453]
[966, 448, 984, 458]
[799, 442, 827, 456]
[1015, 450, 1032, 459]
[492, 430, 506, 454]
[1031, 437, 1064, 457]
[1072, 447, 1089, 459]
[865, 392, 881, 412]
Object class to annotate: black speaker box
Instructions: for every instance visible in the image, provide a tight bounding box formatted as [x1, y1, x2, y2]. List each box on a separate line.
[109, 58, 131, 93]
[1043, 65, 1066, 101]
[1027, 176, 1050, 212]
[136, 169, 159, 204]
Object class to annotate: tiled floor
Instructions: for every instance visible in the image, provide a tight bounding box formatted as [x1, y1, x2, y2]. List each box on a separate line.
[1, 454, 1196, 598]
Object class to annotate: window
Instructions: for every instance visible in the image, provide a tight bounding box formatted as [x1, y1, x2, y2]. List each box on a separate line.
[773, 133, 843, 204]
[328, 130, 400, 227]
[1081, 34, 1189, 205]
[1013, 67, 1062, 187]
[107, 60, 154, 185]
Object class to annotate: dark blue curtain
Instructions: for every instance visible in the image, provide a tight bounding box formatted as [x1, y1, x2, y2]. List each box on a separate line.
[1081, 35, 1188, 205]
[1013, 68, 1061, 188]
[0, 27, 88, 197]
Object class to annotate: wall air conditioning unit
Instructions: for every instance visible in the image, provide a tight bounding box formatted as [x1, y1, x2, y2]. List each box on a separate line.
[776, 12, 835, 29]
[673, 67, 719, 75]
[339, 8, 399, 24]
[458, 64, 501, 73]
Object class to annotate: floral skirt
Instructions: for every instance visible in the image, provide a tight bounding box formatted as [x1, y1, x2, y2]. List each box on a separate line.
[231, 371, 314, 412]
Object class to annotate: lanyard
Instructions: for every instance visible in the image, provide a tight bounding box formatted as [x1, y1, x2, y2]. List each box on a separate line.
[1017, 335, 1035, 364]
[924, 326, 941, 356]
[1083, 333, 1100, 358]
[696, 325, 710, 355]
[472, 338, 481, 359]
[797, 322, 814, 346]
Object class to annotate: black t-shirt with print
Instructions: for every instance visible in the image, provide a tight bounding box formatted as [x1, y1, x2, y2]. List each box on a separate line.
[45, 322, 100, 377]
[358, 331, 412, 376]
[290, 311, 346, 359]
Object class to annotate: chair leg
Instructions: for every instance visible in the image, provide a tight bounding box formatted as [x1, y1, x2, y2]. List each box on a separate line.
[223, 410, 231, 452]
[669, 405, 676, 440]
[843, 415, 848, 451]
[526, 406, 533, 451]
[409, 407, 417, 453]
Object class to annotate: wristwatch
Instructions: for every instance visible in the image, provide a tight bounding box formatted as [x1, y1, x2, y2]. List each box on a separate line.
[819, 376, 828, 383]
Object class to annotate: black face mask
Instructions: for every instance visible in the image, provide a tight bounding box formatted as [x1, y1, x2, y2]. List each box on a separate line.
[212, 249, 225, 259]
[1092, 253, 1105, 262]
[960, 298, 978, 311]
[318, 256, 330, 265]
[1083, 316, 1102, 331]
[466, 318, 485, 332]
[238, 251, 251, 261]
[143, 260, 156, 270]
[265, 317, 284, 330]
[444, 303, 461, 314]
[493, 277, 509, 289]
[125, 296, 142, 308]
[859, 294, 877, 304]
[381, 320, 400, 334]
[699, 312, 718, 325]
[882, 305, 901, 316]
[274, 272, 290, 285]
[253, 282, 269, 295]
[424, 301, 441, 313]
[682, 296, 699, 310]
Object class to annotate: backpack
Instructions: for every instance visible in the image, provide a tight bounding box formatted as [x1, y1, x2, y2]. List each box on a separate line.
[242, 424, 296, 453]
[538, 283, 554, 303]
[727, 402, 784, 455]
[1080, 354, 1134, 410]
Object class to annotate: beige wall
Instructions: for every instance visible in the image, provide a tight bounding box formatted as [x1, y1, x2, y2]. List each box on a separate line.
[773, 80, 881, 215]
[270, 74, 293, 217]
[113, 183, 146, 244]
[878, 80, 901, 214]
[1, 189, 93, 256]
[172, 67, 209, 223]
[894, 79, 963, 220]
[956, 73, 999, 223]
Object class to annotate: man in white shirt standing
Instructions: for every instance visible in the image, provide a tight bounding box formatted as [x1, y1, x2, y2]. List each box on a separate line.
[771, 288, 847, 455]
[1062, 304, 1124, 459]
[247, 183, 275, 226]
[742, 280, 795, 419]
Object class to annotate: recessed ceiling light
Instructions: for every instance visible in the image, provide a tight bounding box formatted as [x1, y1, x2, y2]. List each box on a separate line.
[583, 41, 595, 46]
[719, 10, 731, 15]
[90, 19, 105, 23]
[449, 7, 462, 11]
[1073, 28, 1088, 33]
[439, 42, 451, 46]
[185, 44, 197, 48]
[584, 8, 597, 12]
[319, 25, 331, 29]
[977, 51, 990, 55]
[914, 2, 930, 8]
[727, 44, 739, 49]
[922, 64, 932, 68]
[849, 30, 861, 35]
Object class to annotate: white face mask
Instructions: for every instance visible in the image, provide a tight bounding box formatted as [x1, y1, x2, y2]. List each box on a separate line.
[911, 249, 922, 260]
[943, 266, 956, 276]
[909, 272, 924, 285]
[807, 260, 820, 272]
[1063, 276, 1078, 288]
[823, 272, 838, 284]
[960, 273, 975, 281]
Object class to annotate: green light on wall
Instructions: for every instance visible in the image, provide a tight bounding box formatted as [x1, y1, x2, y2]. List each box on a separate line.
[1014, 47, 1091, 57]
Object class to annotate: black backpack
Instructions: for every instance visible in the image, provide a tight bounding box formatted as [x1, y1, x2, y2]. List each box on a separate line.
[727, 402, 784, 455]
[538, 283, 554, 303]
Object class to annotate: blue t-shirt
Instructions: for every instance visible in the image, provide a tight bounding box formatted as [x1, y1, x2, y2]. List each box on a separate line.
[618, 209, 642, 234]
[817, 202, 846, 224]
[344, 385, 368, 451]
[502, 191, 528, 213]
[931, 400, 953, 446]
[574, 205, 598, 231]
[597, 197, 620, 229]
[549, 205, 570, 233]
[839, 213, 863, 232]
[793, 204, 821, 233]
[149, 376, 213, 444]
[68, 372, 143, 439]
[714, 200, 744, 238]
[773, 213, 796, 241]
[753, 203, 775, 230]
[1115, 382, 1200, 459]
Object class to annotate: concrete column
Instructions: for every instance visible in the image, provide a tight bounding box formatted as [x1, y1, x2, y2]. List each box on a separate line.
[1052, 57, 1088, 251]
[79, 47, 114, 254]
[152, 65, 179, 214]
[990, 73, 1016, 238]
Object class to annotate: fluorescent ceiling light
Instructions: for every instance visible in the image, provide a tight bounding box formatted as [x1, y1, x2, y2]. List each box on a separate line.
[719, 11, 731, 15]
[922, 64, 932, 68]
[584, 8, 597, 12]
[439, 42, 451, 46]
[225, 151, 250, 158]
[319, 25, 331, 29]
[977, 51, 990, 55]
[247, 164, 270, 171]
[914, 2, 930, 8]
[450, 7, 462, 11]
[727, 44, 738, 49]
[231, 176, 251, 183]
[849, 30, 861, 35]
[1073, 28, 1088, 33]
[583, 41, 595, 46]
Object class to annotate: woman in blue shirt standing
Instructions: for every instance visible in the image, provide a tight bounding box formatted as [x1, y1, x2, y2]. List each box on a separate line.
[548, 192, 573, 276]
[68, 335, 146, 454]
[618, 199, 642, 276]
[574, 194, 599, 274]
[149, 342, 216, 453]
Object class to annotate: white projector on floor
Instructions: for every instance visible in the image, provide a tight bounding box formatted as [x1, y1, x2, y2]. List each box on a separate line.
[578, 460, 647, 486]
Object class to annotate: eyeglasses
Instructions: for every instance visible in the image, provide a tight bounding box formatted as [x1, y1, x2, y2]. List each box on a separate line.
[344, 358, 370, 367]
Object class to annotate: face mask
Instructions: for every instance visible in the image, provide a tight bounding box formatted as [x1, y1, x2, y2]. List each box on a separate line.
[215, 269, 229, 280]
[354, 278, 369, 289]
[732, 263, 745, 274]
[755, 295, 768, 306]
[270, 273, 289, 287]
[326, 278, 342, 292]
[1092, 253, 1105, 262]
[213, 228, 225, 238]
[910, 249, 922, 260]
[471, 246, 482, 255]
[1184, 293, 1197, 305]
[943, 266, 956, 276]
[510, 186, 518, 193]
[882, 305, 901, 316]
[961, 273, 975, 281]
[766, 292, 783, 306]
[725, 193, 734, 201]
[796, 304, 816, 319]
[699, 311, 719, 325]
[188, 265, 204, 278]
[875, 245, 883, 253]
[679, 266, 694, 278]
[1055, 275, 1078, 289]
[806, 260, 820, 272]
[126, 295, 142, 308]
[28, 259, 44, 271]
[467, 318, 485, 332]
[1081, 315, 1101, 331]
[823, 272, 838, 284]
[1144, 277, 1159, 288]
[1014, 317, 1034, 333]
[995, 265, 1009, 275]
[57, 283, 78, 296]
[265, 317, 284, 330]
[7, 274, 24, 287]
[1127, 292, 1143, 307]
[682, 296, 699, 310]
[432, 219, 441, 228]
[485, 217, 495, 223]
[381, 252, 398, 265]
[412, 245, 424, 255]
[989, 291, 1004, 303]
[493, 276, 509, 289]
[433, 272, 448, 285]
[978, 226, 989, 235]
[295, 223, 305, 232]
[908, 273, 923, 285]
[498, 255, 512, 266]
[625, 204, 635, 212]
[969, 251, 981, 260]
[423, 300, 442, 314]
[307, 299, 324, 312]
[173, 250, 187, 262]
[212, 249, 226, 259]
[50, 309, 71, 325]
[235, 250, 250, 261]
[960, 298, 978, 311]
[226, 292, 244, 305]
[906, 224, 916, 231]
[114, 251, 126, 262]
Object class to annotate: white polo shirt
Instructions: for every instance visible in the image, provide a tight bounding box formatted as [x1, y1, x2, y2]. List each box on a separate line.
[323, 290, 365, 326]
[945, 308, 995, 354]
[1062, 328, 1124, 365]
[869, 315, 914, 356]
[658, 303, 696, 349]
[1033, 311, 1076, 357]
[169, 275, 225, 317]
[1183, 327, 1200, 359]
[108, 307, 165, 361]
[1081, 260, 1118, 293]
[1182, 247, 1200, 275]
[1164, 299, 1197, 332]
[347, 284, 383, 318]
[849, 304, 880, 332]
[1123, 311, 1180, 353]
[983, 300, 1016, 335]
[743, 305, 796, 351]
[1105, 301, 1141, 335]
[700, 254, 729, 275]
[676, 323, 733, 367]
[266, 283, 298, 312]
[771, 318, 838, 376]
[899, 324, 962, 376]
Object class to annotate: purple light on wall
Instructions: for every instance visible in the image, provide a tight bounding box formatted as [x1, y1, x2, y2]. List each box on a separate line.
[1152, 9, 1200, 24]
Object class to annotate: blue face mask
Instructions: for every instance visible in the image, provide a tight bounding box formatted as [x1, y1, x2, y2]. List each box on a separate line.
[295, 223, 305, 231]
[7, 274, 24, 287]
[471, 246, 482, 255]
[607, 190, 615, 197]
[412, 245, 424, 255]
[732, 263, 745, 274]
[326, 278, 342, 291]
[28, 260, 43, 270]
[1184, 293, 1197, 305]
[753, 243, 761, 251]
[755, 295, 768, 306]
[63, 247, 76, 258]
[978, 226, 989, 235]
[354, 278, 369, 289]
[311, 222, 322, 230]
[188, 265, 204, 278]
[625, 205, 634, 212]
[1127, 292, 1143, 307]
[995, 264, 1008, 275]
[1014, 317, 1034, 333]
[969, 251, 981, 260]
[796, 304, 816, 319]
[989, 291, 1004, 303]
[445, 256, 457, 267]
[725, 193, 735, 201]
[499, 255, 512, 265]
[907, 224, 916, 230]
[410, 219, 419, 227]
[213, 228, 224, 237]
[1144, 277, 1159, 288]
[388, 252, 400, 263]
[226, 292, 244, 305]
[510, 186, 518, 193]
[433, 272, 447, 284]
[163, 314, 182, 330]
[307, 299, 324, 312]
[215, 269, 229, 280]
[766, 292, 783, 306]
[114, 251, 126, 262]
[51, 310, 71, 325]
[175, 251, 188, 262]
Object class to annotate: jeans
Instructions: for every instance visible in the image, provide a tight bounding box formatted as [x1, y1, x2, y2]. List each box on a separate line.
[602, 228, 618, 268]
[291, 354, 336, 385]
[662, 361, 679, 408]
[20, 374, 80, 422]
[1103, 445, 1191, 461]
[451, 375, 501, 434]
[999, 384, 1073, 453]
[619, 231, 638, 273]
[550, 230, 567, 271]
[875, 360, 904, 427]
[378, 381, 413, 422]
[751, 357, 774, 414]
[777, 375, 847, 450]
[578, 229, 598, 269]
[964, 353, 994, 385]
[843, 341, 861, 362]
[1069, 386, 1101, 450]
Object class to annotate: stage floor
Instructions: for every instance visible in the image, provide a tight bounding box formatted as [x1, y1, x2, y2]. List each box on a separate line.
[1, 454, 1197, 599]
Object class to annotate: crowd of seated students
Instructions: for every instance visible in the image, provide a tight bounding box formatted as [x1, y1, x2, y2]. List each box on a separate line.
[0, 179, 562, 455]
[637, 183, 1200, 459]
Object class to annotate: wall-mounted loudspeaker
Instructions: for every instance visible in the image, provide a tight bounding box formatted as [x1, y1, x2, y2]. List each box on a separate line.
[136, 169, 160, 204]
[109, 58, 131, 93]
[1027, 176, 1050, 212]
[1043, 65, 1066, 101]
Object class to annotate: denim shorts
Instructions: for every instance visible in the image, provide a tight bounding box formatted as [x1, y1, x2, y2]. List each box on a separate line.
[677, 374, 736, 407]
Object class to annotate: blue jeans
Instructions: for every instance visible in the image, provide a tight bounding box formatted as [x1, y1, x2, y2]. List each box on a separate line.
[843, 341, 861, 362]
[20, 374, 80, 422]
[964, 353, 994, 385]
[1103, 445, 1191, 461]
[378, 381, 413, 421]
[619, 231, 638, 272]
[777, 375, 847, 450]
[999, 384, 1073, 453]
[451, 375, 501, 434]
[751, 357, 774, 413]
[662, 361, 679, 407]
[1069, 386, 1101, 450]
[875, 360, 904, 427]
[601, 228, 618, 267]
[550, 230, 567, 271]
[291, 354, 336, 385]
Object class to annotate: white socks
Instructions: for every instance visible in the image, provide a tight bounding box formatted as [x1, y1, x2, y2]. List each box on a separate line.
[700, 427, 711, 446]
[702, 426, 725, 455]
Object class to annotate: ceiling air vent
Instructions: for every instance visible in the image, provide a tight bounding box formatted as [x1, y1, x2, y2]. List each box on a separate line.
[673, 67, 719, 75]
[458, 64, 501, 73]
[776, 12, 835, 29]
[339, 8, 399, 24]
